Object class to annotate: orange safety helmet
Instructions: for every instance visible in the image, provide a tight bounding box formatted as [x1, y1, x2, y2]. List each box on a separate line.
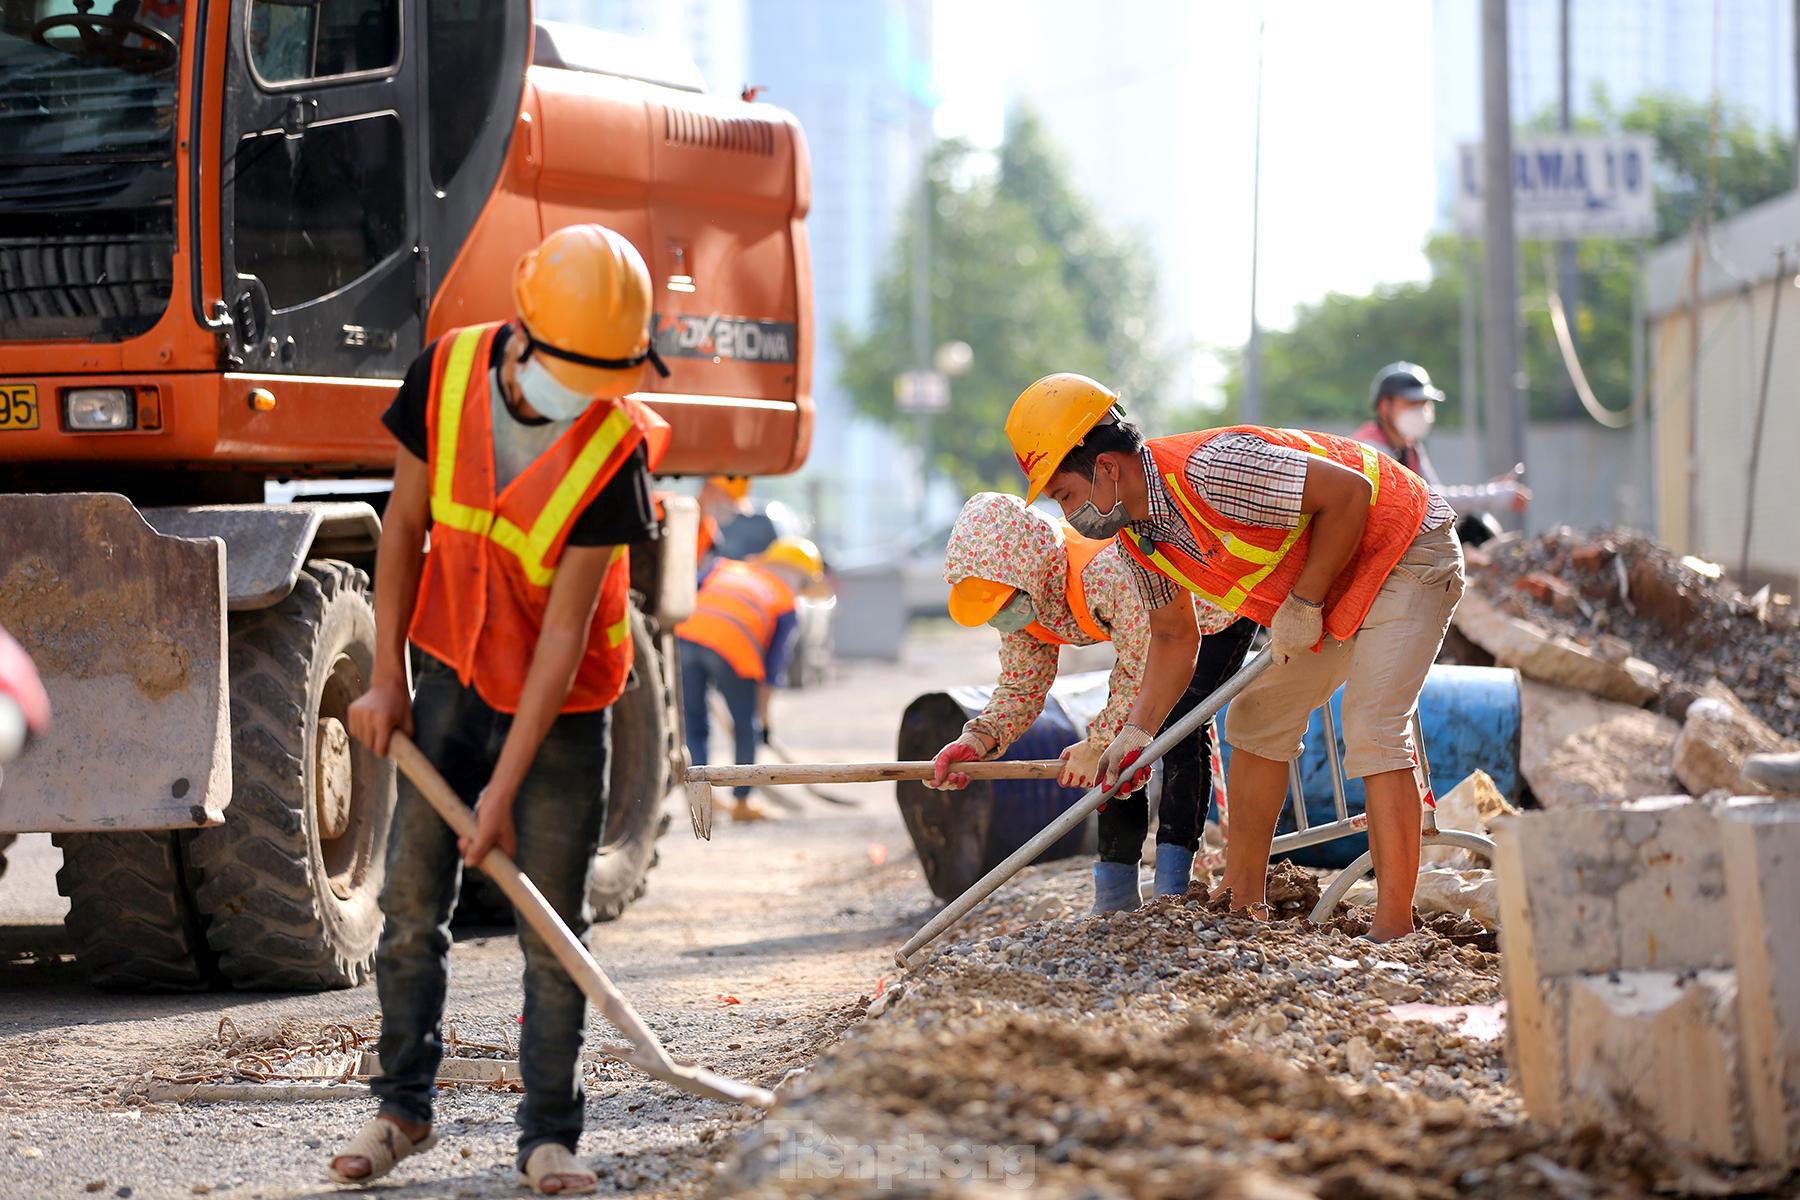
[513, 224, 670, 398]
[947, 576, 1017, 628]
[1003, 373, 1124, 503]
[707, 474, 752, 502]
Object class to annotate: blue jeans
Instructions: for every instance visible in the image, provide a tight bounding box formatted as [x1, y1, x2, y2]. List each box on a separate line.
[677, 640, 760, 799]
[371, 652, 609, 1167]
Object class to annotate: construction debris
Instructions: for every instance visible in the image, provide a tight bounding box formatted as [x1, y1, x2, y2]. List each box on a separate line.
[1472, 529, 1800, 740]
[1674, 686, 1797, 796]
[718, 858, 1788, 1198]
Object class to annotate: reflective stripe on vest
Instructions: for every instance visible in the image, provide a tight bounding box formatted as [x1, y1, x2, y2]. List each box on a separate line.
[677, 560, 796, 680]
[429, 324, 640, 594]
[1121, 426, 1429, 640]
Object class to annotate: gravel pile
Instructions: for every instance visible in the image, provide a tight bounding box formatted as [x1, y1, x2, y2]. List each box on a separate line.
[1474, 528, 1800, 739]
[717, 859, 1793, 1199]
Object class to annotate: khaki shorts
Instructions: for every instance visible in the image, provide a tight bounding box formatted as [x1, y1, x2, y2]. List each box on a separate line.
[1223, 522, 1466, 778]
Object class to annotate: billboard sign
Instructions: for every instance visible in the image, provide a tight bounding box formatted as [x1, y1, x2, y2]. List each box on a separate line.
[1456, 134, 1657, 239]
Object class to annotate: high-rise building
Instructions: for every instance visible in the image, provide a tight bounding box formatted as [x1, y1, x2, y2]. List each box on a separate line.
[1432, 0, 1795, 222]
[533, 0, 749, 98]
[746, 0, 934, 551]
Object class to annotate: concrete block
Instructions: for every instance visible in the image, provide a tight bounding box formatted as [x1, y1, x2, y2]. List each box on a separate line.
[1720, 799, 1800, 1163]
[1674, 694, 1795, 796]
[1560, 970, 1749, 1162]
[1454, 590, 1657, 706]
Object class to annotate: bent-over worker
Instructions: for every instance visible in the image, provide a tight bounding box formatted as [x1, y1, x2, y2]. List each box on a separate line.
[927, 491, 1256, 910]
[338, 223, 671, 1195]
[676, 536, 823, 823]
[1007, 372, 1465, 943]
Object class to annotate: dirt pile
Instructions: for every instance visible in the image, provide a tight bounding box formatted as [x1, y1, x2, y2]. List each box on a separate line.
[1471, 528, 1799, 740]
[718, 861, 1789, 1198]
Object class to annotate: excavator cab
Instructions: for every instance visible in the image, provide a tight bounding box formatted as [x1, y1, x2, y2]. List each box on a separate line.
[0, 0, 812, 991]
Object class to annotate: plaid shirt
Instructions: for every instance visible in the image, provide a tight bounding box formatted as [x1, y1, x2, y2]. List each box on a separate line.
[1122, 433, 1454, 607]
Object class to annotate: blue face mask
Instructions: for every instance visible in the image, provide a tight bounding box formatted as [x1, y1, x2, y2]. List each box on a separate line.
[515, 357, 593, 421]
[987, 591, 1036, 633]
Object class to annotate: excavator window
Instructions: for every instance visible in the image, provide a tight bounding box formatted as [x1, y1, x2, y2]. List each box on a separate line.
[231, 111, 406, 309]
[425, 0, 506, 188]
[248, 0, 397, 87]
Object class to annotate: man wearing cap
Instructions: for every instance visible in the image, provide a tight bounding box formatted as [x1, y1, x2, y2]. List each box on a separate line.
[928, 492, 1256, 911]
[1005, 373, 1466, 943]
[1354, 362, 1530, 536]
[336, 223, 670, 1193]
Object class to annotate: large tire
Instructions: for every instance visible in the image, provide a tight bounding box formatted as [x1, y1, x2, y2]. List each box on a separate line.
[187, 560, 394, 990]
[587, 608, 671, 921]
[53, 831, 218, 992]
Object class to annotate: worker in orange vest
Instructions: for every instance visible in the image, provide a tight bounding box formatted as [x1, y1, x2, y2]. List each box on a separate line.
[926, 493, 1256, 911]
[676, 537, 824, 823]
[1005, 374, 1465, 943]
[338, 224, 669, 1194]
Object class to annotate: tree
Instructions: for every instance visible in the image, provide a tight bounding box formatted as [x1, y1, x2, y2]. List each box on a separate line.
[837, 109, 1169, 493]
[1219, 94, 1794, 428]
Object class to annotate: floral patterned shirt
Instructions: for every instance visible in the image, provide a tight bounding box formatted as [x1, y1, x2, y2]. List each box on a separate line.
[943, 493, 1235, 754]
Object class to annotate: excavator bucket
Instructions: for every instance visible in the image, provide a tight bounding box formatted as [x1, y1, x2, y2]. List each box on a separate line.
[0, 494, 230, 833]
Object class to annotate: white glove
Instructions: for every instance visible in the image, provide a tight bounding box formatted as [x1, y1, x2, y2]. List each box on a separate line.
[928, 731, 993, 790]
[1269, 594, 1323, 665]
[1097, 724, 1155, 795]
[1058, 739, 1105, 788]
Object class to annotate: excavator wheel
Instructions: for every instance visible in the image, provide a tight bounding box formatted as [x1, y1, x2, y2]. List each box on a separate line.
[187, 560, 394, 990]
[52, 831, 219, 992]
[454, 606, 671, 926]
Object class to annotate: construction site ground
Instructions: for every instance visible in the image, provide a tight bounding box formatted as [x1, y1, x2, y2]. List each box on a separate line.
[2, 623, 1793, 1198]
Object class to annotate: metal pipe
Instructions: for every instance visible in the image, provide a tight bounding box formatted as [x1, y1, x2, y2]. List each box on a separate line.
[1322, 703, 1350, 822]
[1287, 758, 1309, 832]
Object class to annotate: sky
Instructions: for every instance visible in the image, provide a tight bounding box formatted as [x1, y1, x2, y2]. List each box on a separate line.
[931, 0, 1441, 370]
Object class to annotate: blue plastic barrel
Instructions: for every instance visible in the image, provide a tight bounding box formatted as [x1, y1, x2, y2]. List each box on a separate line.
[1218, 664, 1521, 867]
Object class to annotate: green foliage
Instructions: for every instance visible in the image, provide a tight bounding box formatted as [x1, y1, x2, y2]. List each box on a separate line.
[1221, 93, 1793, 430]
[837, 110, 1170, 493]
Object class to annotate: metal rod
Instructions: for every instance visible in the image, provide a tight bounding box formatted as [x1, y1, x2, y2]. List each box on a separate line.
[896, 650, 1273, 967]
[1287, 758, 1309, 832]
[1271, 814, 1368, 856]
[686, 759, 1062, 786]
[1322, 702, 1350, 823]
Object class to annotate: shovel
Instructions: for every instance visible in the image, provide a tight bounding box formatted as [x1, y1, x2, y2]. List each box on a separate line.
[684, 758, 1064, 840]
[387, 733, 774, 1109]
[894, 648, 1273, 969]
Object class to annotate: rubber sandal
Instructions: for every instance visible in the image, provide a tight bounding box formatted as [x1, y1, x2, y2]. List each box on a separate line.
[518, 1143, 598, 1195]
[326, 1116, 438, 1186]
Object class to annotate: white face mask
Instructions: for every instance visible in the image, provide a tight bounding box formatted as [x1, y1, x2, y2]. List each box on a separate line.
[515, 357, 593, 421]
[1393, 402, 1435, 443]
[987, 591, 1036, 633]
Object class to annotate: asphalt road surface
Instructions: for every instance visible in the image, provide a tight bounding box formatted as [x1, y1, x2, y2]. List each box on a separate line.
[0, 626, 1007, 1199]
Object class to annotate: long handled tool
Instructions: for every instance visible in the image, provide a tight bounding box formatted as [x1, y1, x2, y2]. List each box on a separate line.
[706, 695, 861, 808]
[683, 757, 1064, 840]
[894, 648, 1272, 969]
[387, 733, 774, 1109]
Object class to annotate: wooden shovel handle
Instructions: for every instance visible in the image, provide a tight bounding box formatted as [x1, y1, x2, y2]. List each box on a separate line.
[685, 759, 1065, 786]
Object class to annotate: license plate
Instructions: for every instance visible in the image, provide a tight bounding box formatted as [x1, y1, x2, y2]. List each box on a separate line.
[0, 384, 39, 431]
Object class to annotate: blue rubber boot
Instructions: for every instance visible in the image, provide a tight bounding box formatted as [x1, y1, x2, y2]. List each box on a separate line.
[1153, 844, 1197, 898]
[1090, 861, 1142, 915]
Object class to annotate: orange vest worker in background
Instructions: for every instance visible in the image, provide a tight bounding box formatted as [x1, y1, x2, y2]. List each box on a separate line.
[337, 224, 669, 1194]
[676, 537, 824, 823]
[1005, 373, 1466, 944]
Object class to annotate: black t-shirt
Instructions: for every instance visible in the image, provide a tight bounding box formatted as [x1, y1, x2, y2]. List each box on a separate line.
[383, 326, 658, 547]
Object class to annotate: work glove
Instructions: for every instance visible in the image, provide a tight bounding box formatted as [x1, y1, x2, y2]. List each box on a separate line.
[759, 723, 772, 747]
[1098, 723, 1155, 797]
[1057, 739, 1105, 789]
[928, 731, 993, 791]
[1269, 594, 1323, 665]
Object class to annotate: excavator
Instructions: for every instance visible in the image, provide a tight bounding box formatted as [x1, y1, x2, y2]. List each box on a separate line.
[0, 0, 813, 991]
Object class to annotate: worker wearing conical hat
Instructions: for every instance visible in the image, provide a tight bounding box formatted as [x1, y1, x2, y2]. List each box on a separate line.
[339, 224, 671, 1194]
[1004, 373, 1465, 943]
[930, 492, 1256, 911]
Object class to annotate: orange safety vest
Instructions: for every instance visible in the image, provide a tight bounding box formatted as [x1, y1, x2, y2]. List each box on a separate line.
[675, 559, 797, 681]
[410, 323, 669, 714]
[1119, 426, 1429, 642]
[1023, 528, 1112, 646]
